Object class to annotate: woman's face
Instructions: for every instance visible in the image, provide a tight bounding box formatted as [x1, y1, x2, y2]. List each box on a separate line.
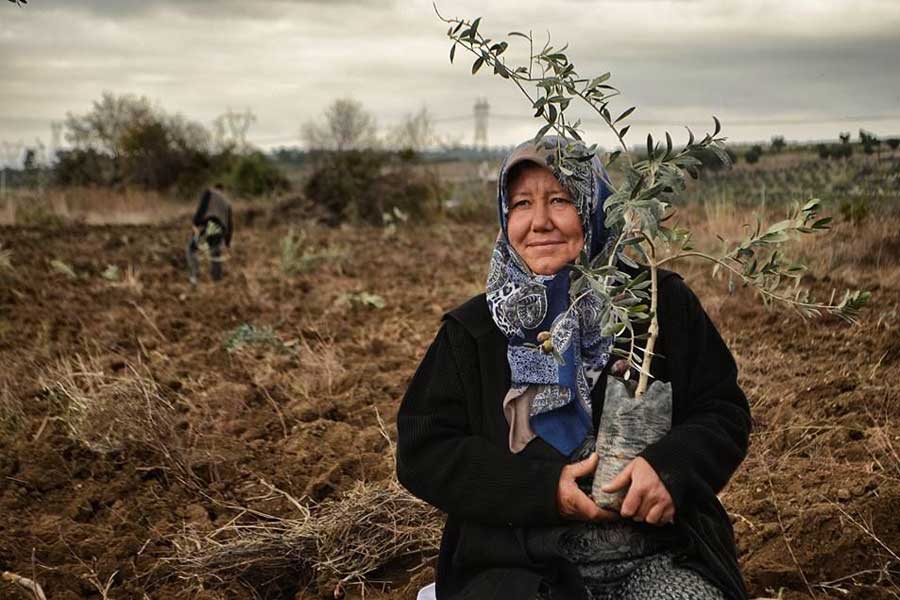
[506, 163, 584, 275]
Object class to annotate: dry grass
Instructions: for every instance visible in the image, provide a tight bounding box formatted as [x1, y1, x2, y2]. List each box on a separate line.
[1, 571, 48, 600]
[167, 477, 442, 595]
[1, 187, 191, 226]
[0, 242, 12, 272]
[0, 384, 25, 436]
[42, 354, 170, 453]
[40, 354, 202, 491]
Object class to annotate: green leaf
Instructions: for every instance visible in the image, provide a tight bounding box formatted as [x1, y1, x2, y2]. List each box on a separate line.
[759, 231, 790, 244]
[589, 73, 611, 88]
[619, 253, 638, 268]
[470, 17, 481, 39]
[713, 115, 721, 136]
[646, 133, 654, 159]
[533, 122, 553, 142]
[472, 57, 484, 74]
[685, 126, 695, 146]
[615, 106, 635, 124]
[602, 322, 626, 337]
[619, 125, 630, 138]
[766, 220, 793, 234]
[450, 43, 456, 63]
[508, 31, 531, 40]
[802, 198, 821, 212]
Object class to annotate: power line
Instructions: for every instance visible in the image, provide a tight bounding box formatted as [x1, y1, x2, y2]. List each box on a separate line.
[434, 112, 900, 127]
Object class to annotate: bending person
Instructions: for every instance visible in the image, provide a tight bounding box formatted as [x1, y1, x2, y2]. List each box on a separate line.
[187, 182, 233, 285]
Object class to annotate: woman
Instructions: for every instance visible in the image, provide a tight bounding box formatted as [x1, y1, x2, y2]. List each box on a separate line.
[396, 137, 751, 600]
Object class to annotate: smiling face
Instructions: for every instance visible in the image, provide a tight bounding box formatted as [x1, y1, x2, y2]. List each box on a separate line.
[506, 162, 585, 275]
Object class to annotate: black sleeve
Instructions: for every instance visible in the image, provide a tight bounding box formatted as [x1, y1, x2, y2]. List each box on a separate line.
[225, 206, 233, 247]
[396, 321, 565, 527]
[638, 277, 752, 514]
[192, 190, 211, 227]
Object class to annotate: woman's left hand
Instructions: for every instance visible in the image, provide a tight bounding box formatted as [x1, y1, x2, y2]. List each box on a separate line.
[601, 457, 675, 525]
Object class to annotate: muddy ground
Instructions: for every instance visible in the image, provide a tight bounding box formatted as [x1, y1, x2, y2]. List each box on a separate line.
[0, 205, 898, 599]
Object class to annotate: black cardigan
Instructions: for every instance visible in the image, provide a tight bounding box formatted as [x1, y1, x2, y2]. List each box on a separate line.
[396, 270, 751, 600]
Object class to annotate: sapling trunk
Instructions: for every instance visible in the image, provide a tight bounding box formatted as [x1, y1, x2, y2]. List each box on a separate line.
[592, 246, 670, 511]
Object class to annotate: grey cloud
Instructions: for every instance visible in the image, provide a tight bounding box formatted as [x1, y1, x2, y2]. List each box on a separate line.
[2, 0, 899, 149]
[20, 0, 391, 20]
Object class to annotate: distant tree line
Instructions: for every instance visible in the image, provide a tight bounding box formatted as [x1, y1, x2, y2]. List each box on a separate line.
[51, 93, 288, 197]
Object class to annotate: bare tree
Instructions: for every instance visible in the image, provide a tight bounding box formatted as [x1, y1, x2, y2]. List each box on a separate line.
[301, 98, 378, 152]
[213, 107, 257, 153]
[390, 106, 437, 154]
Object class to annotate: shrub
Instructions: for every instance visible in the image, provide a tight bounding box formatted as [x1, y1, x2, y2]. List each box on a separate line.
[840, 197, 869, 225]
[303, 150, 440, 225]
[770, 135, 786, 152]
[54, 148, 116, 187]
[229, 151, 291, 197]
[744, 146, 762, 164]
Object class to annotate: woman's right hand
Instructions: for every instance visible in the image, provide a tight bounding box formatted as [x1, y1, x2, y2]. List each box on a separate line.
[556, 453, 618, 521]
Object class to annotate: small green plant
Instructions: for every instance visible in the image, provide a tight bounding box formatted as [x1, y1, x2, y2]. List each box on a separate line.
[336, 292, 386, 310]
[50, 258, 77, 279]
[381, 206, 409, 238]
[280, 227, 347, 275]
[101, 264, 121, 281]
[225, 323, 285, 353]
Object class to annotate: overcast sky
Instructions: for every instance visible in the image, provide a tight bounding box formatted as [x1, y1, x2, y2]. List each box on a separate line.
[2, 0, 900, 161]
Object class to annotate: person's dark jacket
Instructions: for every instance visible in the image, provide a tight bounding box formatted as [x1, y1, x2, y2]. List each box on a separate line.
[396, 269, 752, 600]
[192, 188, 233, 247]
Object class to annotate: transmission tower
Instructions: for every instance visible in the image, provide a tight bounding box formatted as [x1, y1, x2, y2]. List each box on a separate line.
[474, 98, 489, 149]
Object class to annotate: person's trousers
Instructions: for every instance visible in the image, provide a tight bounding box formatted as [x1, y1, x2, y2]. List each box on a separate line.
[186, 234, 223, 282]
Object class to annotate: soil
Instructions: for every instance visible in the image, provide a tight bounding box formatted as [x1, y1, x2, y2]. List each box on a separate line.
[1, 211, 898, 599]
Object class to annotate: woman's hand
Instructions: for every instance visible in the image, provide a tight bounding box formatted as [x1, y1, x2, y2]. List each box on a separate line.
[557, 453, 617, 522]
[602, 456, 675, 525]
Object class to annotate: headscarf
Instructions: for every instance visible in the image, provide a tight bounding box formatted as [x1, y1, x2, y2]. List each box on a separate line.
[487, 136, 615, 457]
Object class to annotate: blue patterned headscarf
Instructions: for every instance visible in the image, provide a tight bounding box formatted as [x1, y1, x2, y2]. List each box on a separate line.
[487, 136, 615, 457]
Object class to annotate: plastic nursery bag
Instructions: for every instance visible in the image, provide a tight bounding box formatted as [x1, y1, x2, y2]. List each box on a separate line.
[592, 376, 672, 511]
